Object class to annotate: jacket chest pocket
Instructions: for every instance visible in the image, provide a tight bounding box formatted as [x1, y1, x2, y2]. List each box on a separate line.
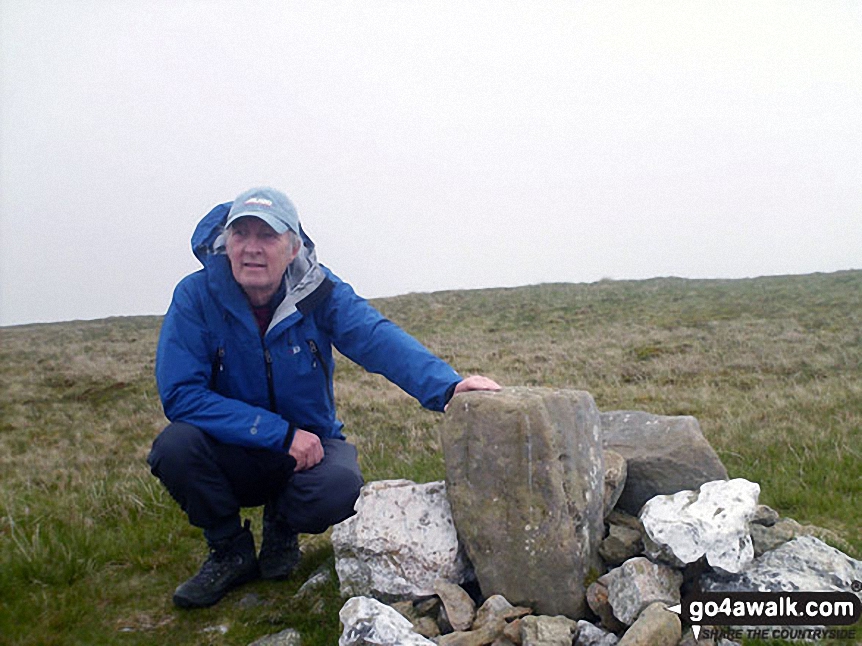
[280, 340, 316, 376]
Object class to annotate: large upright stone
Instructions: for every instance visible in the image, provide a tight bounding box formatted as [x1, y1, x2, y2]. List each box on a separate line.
[601, 411, 728, 514]
[442, 388, 605, 618]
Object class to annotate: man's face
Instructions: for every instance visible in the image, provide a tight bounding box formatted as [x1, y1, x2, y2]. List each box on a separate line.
[225, 217, 298, 305]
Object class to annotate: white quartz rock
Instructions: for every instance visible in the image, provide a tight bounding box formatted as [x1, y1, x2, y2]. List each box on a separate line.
[338, 596, 437, 646]
[640, 478, 760, 574]
[332, 479, 471, 599]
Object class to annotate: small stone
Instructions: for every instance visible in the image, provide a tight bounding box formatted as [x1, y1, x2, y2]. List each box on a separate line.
[491, 638, 518, 646]
[575, 620, 619, 646]
[390, 600, 419, 622]
[309, 598, 326, 615]
[474, 595, 532, 631]
[599, 524, 643, 566]
[750, 504, 780, 527]
[434, 579, 476, 631]
[436, 618, 506, 646]
[605, 510, 643, 533]
[412, 616, 440, 638]
[294, 567, 332, 598]
[605, 557, 682, 626]
[586, 579, 626, 633]
[503, 618, 523, 644]
[616, 603, 680, 646]
[202, 624, 228, 634]
[603, 450, 628, 516]
[237, 592, 264, 609]
[520, 615, 578, 646]
[415, 597, 442, 617]
[750, 517, 805, 556]
[249, 627, 303, 646]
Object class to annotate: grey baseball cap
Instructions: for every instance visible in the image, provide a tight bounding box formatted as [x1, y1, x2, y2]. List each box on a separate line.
[225, 187, 300, 235]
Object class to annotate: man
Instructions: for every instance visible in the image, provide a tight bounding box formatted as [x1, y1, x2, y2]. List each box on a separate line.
[149, 187, 500, 608]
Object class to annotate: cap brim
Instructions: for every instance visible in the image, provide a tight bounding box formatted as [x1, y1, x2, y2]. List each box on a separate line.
[225, 211, 290, 235]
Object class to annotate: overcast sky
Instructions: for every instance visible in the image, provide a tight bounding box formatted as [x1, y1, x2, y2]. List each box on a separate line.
[1, 1, 860, 327]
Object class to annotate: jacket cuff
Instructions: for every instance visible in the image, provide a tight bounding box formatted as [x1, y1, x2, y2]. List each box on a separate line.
[443, 380, 460, 407]
[282, 423, 297, 451]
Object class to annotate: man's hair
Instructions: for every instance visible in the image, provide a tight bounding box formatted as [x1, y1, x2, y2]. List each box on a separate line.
[285, 230, 302, 255]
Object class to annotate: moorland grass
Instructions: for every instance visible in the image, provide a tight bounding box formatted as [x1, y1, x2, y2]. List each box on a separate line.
[0, 271, 859, 645]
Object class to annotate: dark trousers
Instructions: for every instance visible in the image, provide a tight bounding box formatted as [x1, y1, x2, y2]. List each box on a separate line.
[147, 422, 364, 542]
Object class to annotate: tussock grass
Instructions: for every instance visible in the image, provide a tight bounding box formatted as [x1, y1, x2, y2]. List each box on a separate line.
[0, 272, 859, 645]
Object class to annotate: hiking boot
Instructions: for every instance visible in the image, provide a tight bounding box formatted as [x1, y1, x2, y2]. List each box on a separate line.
[258, 514, 301, 580]
[172, 521, 259, 608]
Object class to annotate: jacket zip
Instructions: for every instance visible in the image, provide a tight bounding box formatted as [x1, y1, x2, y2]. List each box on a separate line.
[210, 347, 225, 390]
[263, 347, 277, 412]
[307, 340, 335, 408]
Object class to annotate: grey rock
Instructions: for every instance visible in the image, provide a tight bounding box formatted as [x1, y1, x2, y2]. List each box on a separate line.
[338, 596, 436, 646]
[599, 523, 643, 567]
[294, 567, 332, 598]
[412, 616, 440, 639]
[248, 628, 302, 646]
[604, 510, 643, 532]
[586, 578, 626, 633]
[443, 388, 605, 618]
[502, 619, 523, 644]
[750, 504, 780, 527]
[677, 629, 713, 646]
[575, 621, 619, 645]
[616, 603, 680, 646]
[750, 517, 806, 556]
[434, 580, 476, 632]
[492, 637, 518, 646]
[520, 615, 578, 646]
[640, 479, 760, 574]
[600, 411, 728, 515]
[415, 597, 442, 617]
[602, 450, 627, 516]
[436, 619, 507, 646]
[605, 557, 683, 626]
[390, 600, 419, 622]
[473, 594, 532, 632]
[701, 535, 862, 596]
[640, 531, 686, 569]
[237, 592, 264, 609]
[332, 480, 470, 600]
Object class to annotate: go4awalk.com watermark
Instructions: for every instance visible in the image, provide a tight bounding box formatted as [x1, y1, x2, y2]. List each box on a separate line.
[668, 590, 862, 641]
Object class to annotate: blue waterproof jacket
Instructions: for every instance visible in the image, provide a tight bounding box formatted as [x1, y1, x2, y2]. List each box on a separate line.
[155, 201, 461, 451]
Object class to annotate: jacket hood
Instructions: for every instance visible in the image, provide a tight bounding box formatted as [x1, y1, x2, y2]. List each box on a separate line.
[190, 200, 331, 320]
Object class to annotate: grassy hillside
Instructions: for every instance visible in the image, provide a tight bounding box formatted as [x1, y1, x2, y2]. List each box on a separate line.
[1, 271, 859, 645]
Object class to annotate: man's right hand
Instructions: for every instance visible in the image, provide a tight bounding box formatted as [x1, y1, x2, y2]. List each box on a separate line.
[289, 428, 324, 471]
